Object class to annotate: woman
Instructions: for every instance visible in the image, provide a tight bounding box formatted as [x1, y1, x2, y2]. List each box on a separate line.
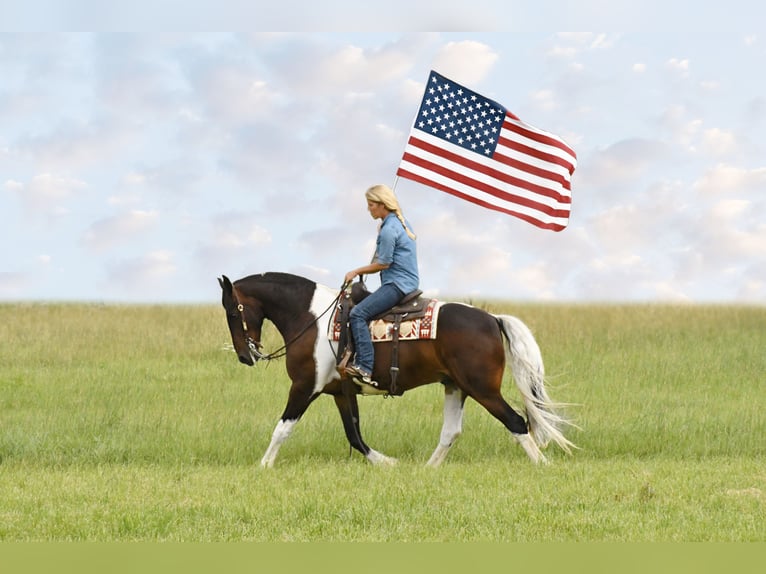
[344, 184, 419, 388]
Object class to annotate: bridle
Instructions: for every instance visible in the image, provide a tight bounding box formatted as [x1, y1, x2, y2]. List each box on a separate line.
[234, 286, 346, 362]
[236, 303, 269, 361]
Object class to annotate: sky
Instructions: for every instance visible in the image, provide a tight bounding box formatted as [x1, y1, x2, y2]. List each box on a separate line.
[2, 5, 765, 304]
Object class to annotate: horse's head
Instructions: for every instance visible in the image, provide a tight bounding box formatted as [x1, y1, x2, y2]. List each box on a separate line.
[219, 275, 265, 366]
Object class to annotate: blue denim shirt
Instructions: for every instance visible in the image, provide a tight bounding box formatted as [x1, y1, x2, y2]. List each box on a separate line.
[375, 213, 419, 294]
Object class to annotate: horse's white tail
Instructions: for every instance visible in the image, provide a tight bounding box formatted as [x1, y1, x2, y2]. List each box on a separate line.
[495, 314, 576, 454]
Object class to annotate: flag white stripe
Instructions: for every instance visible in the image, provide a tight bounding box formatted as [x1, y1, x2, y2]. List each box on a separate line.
[505, 118, 577, 165]
[405, 130, 571, 209]
[502, 122, 578, 178]
[398, 157, 570, 228]
[495, 139, 573, 197]
[399, 142, 570, 227]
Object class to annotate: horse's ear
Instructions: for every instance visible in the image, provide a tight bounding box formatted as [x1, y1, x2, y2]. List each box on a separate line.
[219, 275, 233, 294]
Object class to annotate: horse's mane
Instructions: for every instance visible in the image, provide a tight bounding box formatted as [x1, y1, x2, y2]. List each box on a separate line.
[238, 272, 315, 288]
[235, 272, 317, 307]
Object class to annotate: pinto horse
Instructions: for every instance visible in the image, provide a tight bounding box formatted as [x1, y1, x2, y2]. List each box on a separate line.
[219, 272, 574, 467]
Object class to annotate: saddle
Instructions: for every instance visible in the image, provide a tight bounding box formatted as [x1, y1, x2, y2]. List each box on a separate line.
[351, 281, 429, 319]
[336, 281, 430, 395]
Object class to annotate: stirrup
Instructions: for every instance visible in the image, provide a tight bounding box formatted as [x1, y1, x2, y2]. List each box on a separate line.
[346, 364, 375, 384]
[345, 364, 387, 395]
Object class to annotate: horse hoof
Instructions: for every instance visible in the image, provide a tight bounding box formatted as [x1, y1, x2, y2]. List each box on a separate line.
[367, 450, 398, 466]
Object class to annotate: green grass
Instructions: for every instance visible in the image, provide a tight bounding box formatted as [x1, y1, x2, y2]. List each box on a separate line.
[0, 302, 764, 541]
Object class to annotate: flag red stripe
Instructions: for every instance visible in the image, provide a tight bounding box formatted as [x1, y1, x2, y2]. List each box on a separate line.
[498, 135, 576, 178]
[395, 167, 566, 232]
[406, 135, 571, 206]
[400, 147, 571, 218]
[504, 118, 577, 165]
[493, 140, 572, 192]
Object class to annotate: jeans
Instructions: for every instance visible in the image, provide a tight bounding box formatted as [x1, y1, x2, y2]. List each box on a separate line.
[348, 282, 404, 373]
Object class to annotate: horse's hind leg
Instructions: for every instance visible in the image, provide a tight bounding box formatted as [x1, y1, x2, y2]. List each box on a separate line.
[426, 381, 466, 468]
[333, 390, 397, 466]
[472, 389, 548, 465]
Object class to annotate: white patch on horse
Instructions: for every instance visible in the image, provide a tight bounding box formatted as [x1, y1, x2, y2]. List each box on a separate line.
[366, 449, 398, 466]
[261, 418, 297, 468]
[426, 386, 465, 467]
[309, 284, 342, 394]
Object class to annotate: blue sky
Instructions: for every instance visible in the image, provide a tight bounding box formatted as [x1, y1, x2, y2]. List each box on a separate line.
[2, 5, 765, 303]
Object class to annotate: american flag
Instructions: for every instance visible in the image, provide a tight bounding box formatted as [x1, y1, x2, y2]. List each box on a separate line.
[397, 70, 577, 231]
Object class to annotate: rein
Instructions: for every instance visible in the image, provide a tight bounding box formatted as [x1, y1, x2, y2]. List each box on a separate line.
[236, 285, 346, 362]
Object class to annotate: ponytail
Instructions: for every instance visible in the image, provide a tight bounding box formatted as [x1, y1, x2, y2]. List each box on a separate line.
[394, 212, 416, 240]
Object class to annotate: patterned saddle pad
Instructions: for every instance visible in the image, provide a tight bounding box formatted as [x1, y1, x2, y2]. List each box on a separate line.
[329, 300, 442, 342]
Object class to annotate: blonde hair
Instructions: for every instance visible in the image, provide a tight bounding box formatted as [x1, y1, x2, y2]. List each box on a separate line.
[365, 184, 416, 240]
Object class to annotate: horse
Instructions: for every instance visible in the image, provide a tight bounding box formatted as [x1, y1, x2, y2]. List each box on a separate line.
[218, 272, 575, 467]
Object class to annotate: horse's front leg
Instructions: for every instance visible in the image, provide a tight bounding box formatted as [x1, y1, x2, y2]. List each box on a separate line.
[260, 383, 320, 468]
[333, 384, 397, 466]
[426, 382, 466, 467]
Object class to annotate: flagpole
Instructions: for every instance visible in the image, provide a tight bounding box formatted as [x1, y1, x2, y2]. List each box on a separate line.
[391, 175, 400, 194]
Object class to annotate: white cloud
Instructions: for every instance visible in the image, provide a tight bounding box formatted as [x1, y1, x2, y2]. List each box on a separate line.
[106, 250, 177, 293]
[265, 34, 427, 96]
[431, 41, 498, 85]
[666, 57, 690, 77]
[530, 89, 558, 112]
[318, 43, 412, 87]
[122, 158, 205, 197]
[647, 281, 693, 302]
[18, 119, 135, 171]
[589, 33, 614, 50]
[193, 212, 274, 276]
[699, 128, 738, 157]
[0, 272, 28, 296]
[578, 138, 667, 188]
[82, 209, 159, 252]
[704, 200, 766, 258]
[573, 254, 656, 300]
[693, 164, 766, 194]
[448, 246, 512, 290]
[4, 179, 23, 192]
[107, 192, 142, 206]
[710, 199, 749, 220]
[678, 119, 704, 151]
[122, 172, 148, 186]
[590, 205, 656, 253]
[248, 227, 272, 244]
[737, 279, 765, 301]
[653, 105, 736, 154]
[516, 262, 557, 300]
[548, 32, 619, 58]
[5, 173, 87, 214]
[547, 44, 578, 59]
[197, 66, 282, 124]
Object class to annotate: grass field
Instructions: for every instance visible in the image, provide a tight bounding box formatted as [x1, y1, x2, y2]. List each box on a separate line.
[0, 301, 764, 541]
